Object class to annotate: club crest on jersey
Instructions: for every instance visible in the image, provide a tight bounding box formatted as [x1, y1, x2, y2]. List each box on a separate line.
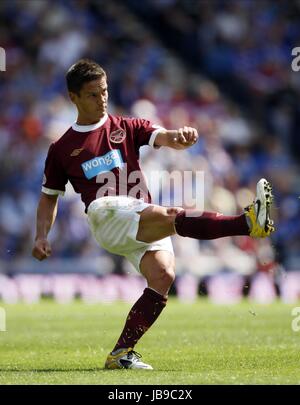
[81, 149, 124, 180]
[109, 129, 126, 143]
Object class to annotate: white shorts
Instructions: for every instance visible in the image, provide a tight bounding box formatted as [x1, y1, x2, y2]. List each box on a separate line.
[87, 196, 174, 272]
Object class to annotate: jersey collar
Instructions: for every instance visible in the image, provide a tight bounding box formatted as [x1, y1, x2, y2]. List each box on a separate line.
[72, 114, 108, 132]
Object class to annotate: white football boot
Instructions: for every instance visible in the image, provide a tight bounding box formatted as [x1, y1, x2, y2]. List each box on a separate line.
[105, 348, 153, 370]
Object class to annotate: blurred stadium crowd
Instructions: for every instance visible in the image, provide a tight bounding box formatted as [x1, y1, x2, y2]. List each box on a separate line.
[0, 0, 300, 301]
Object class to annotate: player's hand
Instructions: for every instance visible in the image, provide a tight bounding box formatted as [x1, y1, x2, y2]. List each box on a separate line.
[173, 126, 198, 149]
[32, 238, 52, 261]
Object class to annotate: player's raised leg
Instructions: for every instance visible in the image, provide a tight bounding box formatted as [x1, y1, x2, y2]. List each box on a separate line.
[105, 250, 174, 370]
[136, 178, 275, 243]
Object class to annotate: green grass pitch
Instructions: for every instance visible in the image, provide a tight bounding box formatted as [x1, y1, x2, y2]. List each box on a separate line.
[0, 298, 300, 385]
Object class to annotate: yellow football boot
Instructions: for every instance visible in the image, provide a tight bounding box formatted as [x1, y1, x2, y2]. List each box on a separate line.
[244, 178, 275, 238]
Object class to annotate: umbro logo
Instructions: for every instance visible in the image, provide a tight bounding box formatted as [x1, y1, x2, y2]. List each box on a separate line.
[70, 148, 84, 157]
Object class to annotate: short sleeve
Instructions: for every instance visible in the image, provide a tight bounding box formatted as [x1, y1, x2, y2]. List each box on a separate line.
[128, 118, 165, 149]
[42, 143, 68, 196]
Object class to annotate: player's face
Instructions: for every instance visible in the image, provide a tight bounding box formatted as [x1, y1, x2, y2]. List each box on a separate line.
[70, 76, 108, 124]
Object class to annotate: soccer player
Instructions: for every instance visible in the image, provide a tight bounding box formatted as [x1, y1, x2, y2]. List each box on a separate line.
[32, 59, 275, 370]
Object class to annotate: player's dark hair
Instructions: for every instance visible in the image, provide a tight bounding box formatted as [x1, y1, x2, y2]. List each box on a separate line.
[66, 59, 106, 95]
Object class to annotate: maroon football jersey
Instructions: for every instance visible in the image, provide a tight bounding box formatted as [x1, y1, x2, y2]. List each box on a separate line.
[42, 114, 163, 211]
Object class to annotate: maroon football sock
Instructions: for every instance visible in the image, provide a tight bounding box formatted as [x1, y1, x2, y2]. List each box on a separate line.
[175, 210, 249, 240]
[113, 287, 167, 352]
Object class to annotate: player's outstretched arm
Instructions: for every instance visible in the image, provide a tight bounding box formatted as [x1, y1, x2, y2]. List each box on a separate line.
[154, 127, 198, 150]
[32, 193, 59, 261]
